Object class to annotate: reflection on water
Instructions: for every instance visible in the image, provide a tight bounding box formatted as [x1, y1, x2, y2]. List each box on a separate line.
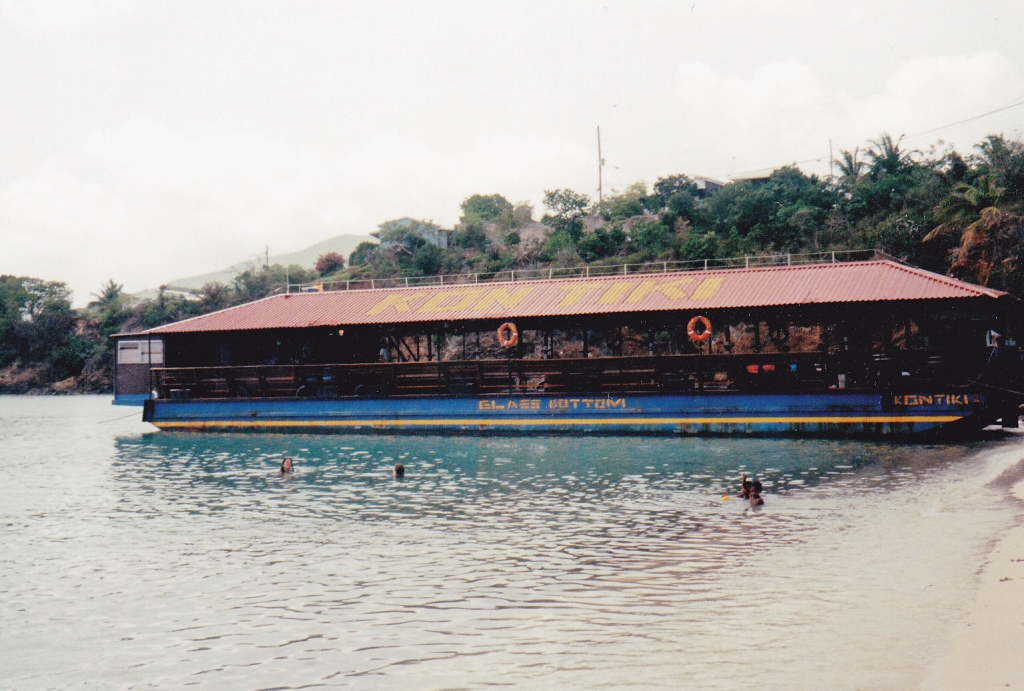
[1, 397, 1022, 690]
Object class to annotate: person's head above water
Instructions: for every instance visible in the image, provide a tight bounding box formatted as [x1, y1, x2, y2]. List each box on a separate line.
[281, 457, 294, 473]
[393, 463, 405, 478]
[749, 479, 765, 505]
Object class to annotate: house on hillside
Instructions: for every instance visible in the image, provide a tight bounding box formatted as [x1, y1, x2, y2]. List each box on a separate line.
[729, 169, 775, 188]
[371, 217, 452, 249]
[694, 177, 725, 198]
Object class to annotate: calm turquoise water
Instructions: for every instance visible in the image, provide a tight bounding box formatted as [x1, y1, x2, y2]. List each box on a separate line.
[2, 396, 1022, 690]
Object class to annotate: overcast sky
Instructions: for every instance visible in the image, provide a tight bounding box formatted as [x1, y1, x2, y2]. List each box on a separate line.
[2, 0, 1024, 304]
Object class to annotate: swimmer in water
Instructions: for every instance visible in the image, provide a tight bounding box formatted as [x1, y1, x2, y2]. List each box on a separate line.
[740, 472, 752, 500]
[749, 480, 764, 506]
[281, 457, 294, 474]
[393, 463, 405, 478]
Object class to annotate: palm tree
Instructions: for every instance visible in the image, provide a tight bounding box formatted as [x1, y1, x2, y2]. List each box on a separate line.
[88, 279, 124, 311]
[865, 134, 915, 179]
[975, 134, 1024, 205]
[835, 147, 865, 182]
[923, 175, 1004, 243]
[946, 206, 1022, 287]
[976, 134, 1024, 172]
[922, 174, 1022, 286]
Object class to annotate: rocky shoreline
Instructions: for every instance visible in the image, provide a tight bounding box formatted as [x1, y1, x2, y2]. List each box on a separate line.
[0, 363, 110, 395]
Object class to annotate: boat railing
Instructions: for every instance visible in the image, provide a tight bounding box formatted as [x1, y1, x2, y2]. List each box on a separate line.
[286, 249, 897, 294]
[150, 349, 975, 401]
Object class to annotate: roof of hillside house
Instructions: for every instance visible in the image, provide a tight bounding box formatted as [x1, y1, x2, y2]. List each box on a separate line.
[133, 260, 1007, 335]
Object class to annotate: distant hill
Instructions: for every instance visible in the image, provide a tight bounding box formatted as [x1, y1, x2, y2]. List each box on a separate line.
[156, 234, 374, 292]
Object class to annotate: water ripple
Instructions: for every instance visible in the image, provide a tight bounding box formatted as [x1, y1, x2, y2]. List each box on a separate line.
[1, 397, 1021, 690]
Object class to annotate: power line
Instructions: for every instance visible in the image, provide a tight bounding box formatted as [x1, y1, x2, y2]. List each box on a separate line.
[600, 95, 1024, 190]
[903, 98, 1024, 140]
[707, 97, 1024, 180]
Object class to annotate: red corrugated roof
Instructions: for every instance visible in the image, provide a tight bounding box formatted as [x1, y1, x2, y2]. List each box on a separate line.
[139, 261, 1007, 334]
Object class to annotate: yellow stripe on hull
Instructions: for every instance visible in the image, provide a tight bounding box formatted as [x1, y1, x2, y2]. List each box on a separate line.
[152, 414, 964, 430]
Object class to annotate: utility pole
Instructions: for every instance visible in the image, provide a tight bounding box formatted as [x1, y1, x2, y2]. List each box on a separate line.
[597, 126, 604, 209]
[829, 139, 834, 185]
[265, 246, 270, 271]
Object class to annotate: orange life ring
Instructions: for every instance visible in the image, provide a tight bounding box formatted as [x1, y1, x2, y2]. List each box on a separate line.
[687, 315, 712, 342]
[497, 322, 519, 348]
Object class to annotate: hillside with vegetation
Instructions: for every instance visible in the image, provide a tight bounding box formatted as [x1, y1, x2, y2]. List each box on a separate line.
[3, 132, 1024, 394]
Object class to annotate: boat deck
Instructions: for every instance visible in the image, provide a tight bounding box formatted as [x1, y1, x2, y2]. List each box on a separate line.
[150, 351, 974, 401]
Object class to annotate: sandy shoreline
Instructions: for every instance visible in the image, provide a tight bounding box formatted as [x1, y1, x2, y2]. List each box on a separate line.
[921, 449, 1024, 691]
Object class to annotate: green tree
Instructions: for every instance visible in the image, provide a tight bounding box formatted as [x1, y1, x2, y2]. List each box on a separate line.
[542, 189, 590, 241]
[866, 134, 916, 180]
[680, 231, 720, 261]
[605, 182, 648, 221]
[835, 147, 865, 184]
[349, 241, 380, 267]
[510, 203, 534, 228]
[975, 135, 1024, 206]
[0, 276, 88, 378]
[452, 220, 490, 251]
[629, 218, 672, 256]
[576, 227, 615, 262]
[703, 166, 836, 252]
[233, 269, 274, 303]
[926, 176, 1004, 241]
[541, 231, 576, 260]
[87, 279, 132, 342]
[88, 280, 125, 312]
[377, 218, 443, 252]
[650, 175, 696, 210]
[839, 135, 945, 262]
[661, 190, 698, 230]
[31, 299, 85, 378]
[412, 244, 444, 276]
[460, 194, 513, 225]
[923, 171, 1022, 288]
[0, 276, 32, 365]
[136, 286, 203, 329]
[16, 277, 72, 319]
[231, 264, 310, 303]
[199, 282, 231, 312]
[945, 207, 1023, 288]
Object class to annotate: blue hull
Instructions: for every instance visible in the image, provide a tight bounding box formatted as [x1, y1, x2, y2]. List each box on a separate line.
[139, 392, 993, 438]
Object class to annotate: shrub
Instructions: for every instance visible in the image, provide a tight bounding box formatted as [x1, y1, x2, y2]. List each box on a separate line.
[630, 219, 671, 255]
[314, 252, 345, 276]
[349, 242, 379, 267]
